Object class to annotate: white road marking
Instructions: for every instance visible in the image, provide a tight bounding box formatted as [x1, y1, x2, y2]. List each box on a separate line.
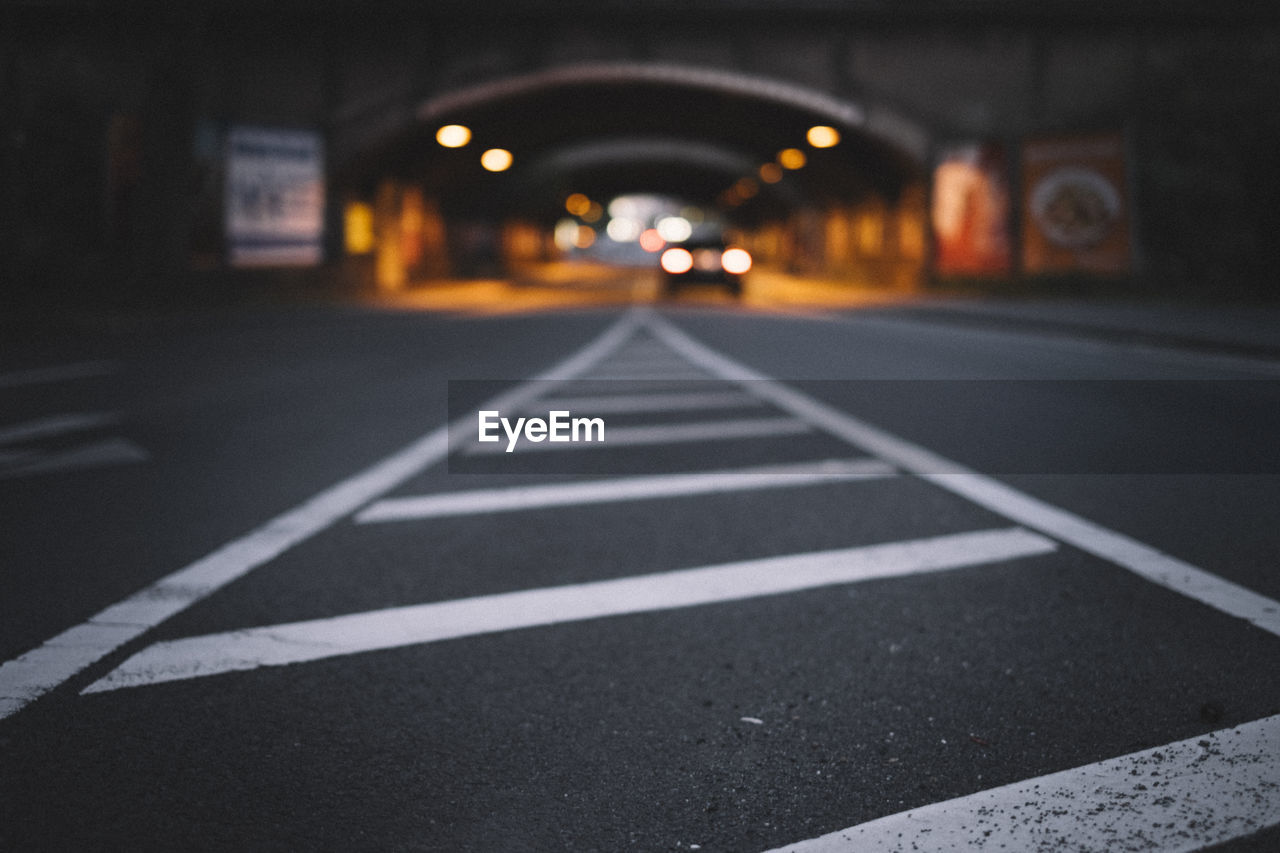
[0, 313, 643, 720]
[0, 437, 149, 480]
[464, 416, 811, 454]
[554, 378, 731, 393]
[525, 390, 764, 414]
[644, 310, 1280, 638]
[356, 458, 895, 523]
[0, 360, 120, 389]
[83, 527, 1055, 693]
[578, 368, 712, 380]
[586, 358, 703, 372]
[0, 412, 121, 446]
[765, 713, 1280, 853]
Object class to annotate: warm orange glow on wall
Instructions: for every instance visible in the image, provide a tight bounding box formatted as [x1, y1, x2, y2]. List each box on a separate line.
[343, 202, 375, 254]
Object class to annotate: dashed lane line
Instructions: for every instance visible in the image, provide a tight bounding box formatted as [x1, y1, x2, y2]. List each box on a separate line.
[0, 312, 643, 720]
[82, 527, 1056, 693]
[766, 713, 1280, 853]
[356, 458, 895, 522]
[644, 309, 1280, 639]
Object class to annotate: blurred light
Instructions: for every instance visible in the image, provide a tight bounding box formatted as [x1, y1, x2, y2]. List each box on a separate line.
[721, 247, 753, 274]
[481, 148, 513, 172]
[565, 193, 592, 217]
[608, 196, 639, 218]
[660, 247, 694, 274]
[734, 178, 759, 199]
[554, 218, 581, 251]
[807, 126, 841, 148]
[680, 206, 705, 224]
[436, 125, 471, 148]
[778, 148, 807, 170]
[693, 248, 720, 271]
[639, 228, 665, 253]
[606, 217, 642, 242]
[343, 202, 375, 254]
[574, 225, 596, 249]
[656, 216, 692, 243]
[758, 163, 783, 184]
[582, 202, 604, 223]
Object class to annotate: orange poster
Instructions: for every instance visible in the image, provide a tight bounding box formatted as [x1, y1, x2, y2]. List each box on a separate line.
[1021, 132, 1133, 274]
[932, 143, 1011, 275]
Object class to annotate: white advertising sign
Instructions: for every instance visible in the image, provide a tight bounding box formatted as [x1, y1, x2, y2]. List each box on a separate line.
[225, 127, 324, 266]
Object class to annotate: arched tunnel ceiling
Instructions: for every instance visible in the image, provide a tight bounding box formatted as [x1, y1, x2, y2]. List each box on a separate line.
[344, 64, 924, 226]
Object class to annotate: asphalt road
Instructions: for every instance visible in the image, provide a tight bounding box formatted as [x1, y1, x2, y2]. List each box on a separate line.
[2, 298, 1278, 852]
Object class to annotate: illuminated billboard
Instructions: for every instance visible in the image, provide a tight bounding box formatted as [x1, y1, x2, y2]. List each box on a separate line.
[931, 143, 1012, 275]
[225, 127, 324, 267]
[1021, 132, 1133, 275]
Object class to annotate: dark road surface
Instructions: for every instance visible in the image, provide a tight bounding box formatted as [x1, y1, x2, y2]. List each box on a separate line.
[2, 299, 1278, 851]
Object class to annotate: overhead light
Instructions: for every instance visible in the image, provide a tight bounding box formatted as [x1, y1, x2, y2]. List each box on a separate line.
[806, 126, 841, 148]
[778, 148, 807, 170]
[480, 148, 513, 172]
[436, 125, 471, 148]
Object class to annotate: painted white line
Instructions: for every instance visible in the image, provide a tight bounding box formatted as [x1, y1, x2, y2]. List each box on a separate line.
[464, 416, 811, 454]
[0, 312, 644, 720]
[356, 458, 896, 523]
[83, 527, 1055, 693]
[643, 310, 1280, 638]
[578, 369, 712, 380]
[0, 360, 120, 389]
[557, 378, 731, 393]
[524, 390, 765, 414]
[0, 437, 149, 480]
[588, 358, 701, 371]
[766, 713, 1280, 853]
[0, 412, 121, 446]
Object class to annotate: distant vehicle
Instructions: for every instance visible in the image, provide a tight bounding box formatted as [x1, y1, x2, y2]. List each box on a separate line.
[659, 235, 751, 297]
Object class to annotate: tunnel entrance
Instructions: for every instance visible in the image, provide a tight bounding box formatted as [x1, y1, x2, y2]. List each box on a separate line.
[334, 62, 929, 301]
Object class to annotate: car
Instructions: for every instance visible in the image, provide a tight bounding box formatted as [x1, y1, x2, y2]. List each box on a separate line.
[659, 236, 751, 297]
